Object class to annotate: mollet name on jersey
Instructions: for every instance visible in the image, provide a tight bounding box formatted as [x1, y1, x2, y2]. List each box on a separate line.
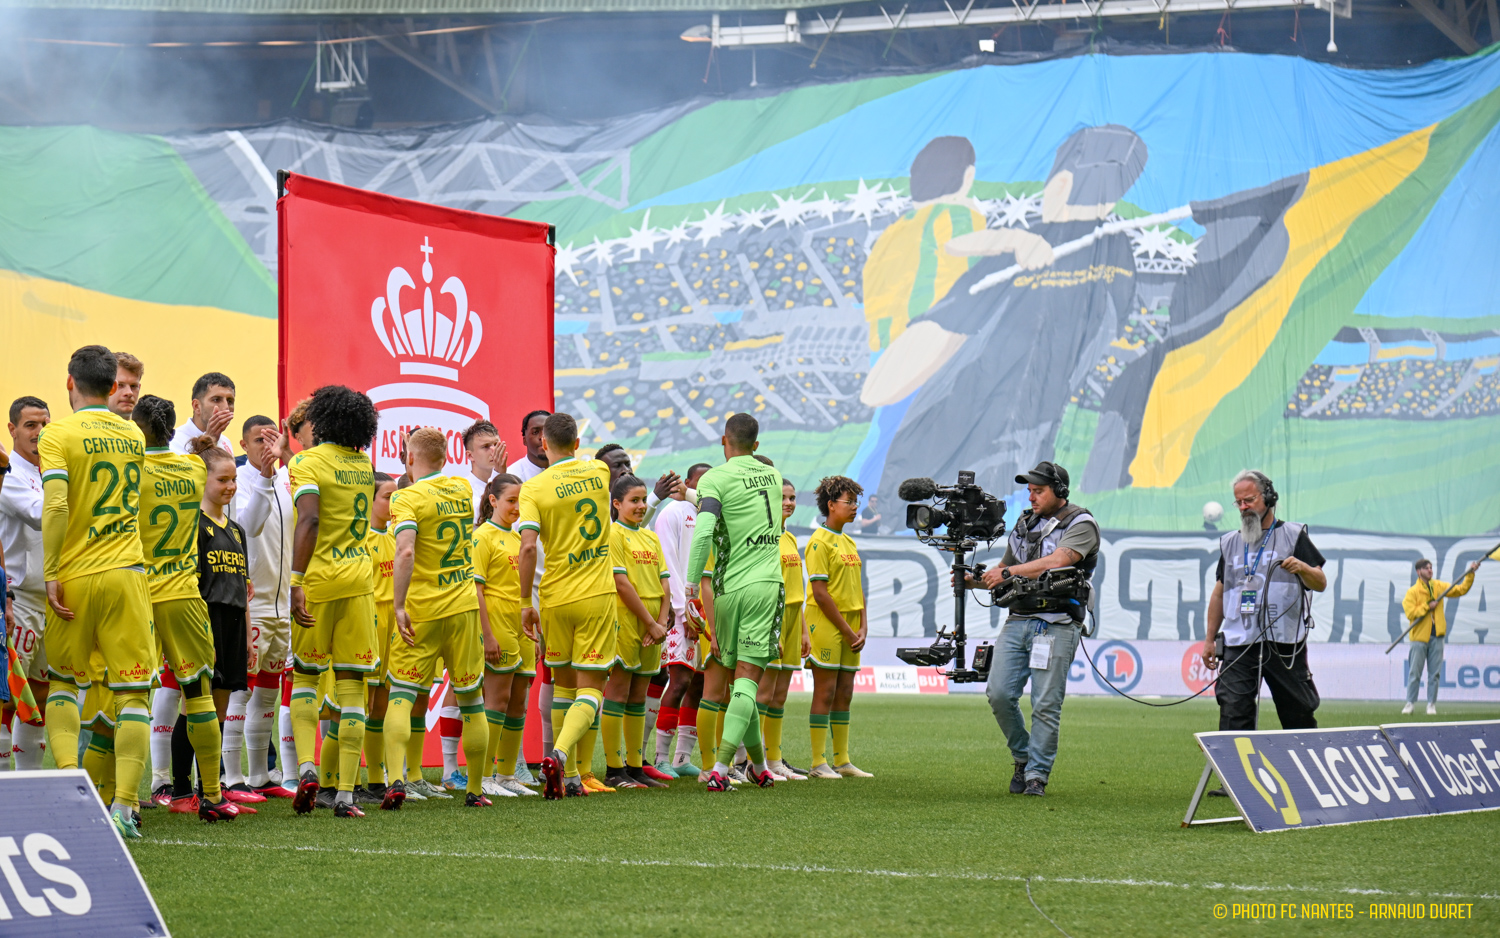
[743, 532, 780, 548]
[331, 545, 370, 560]
[153, 478, 197, 497]
[554, 476, 605, 499]
[82, 436, 143, 456]
[741, 473, 778, 491]
[334, 468, 374, 486]
[88, 519, 137, 540]
[436, 498, 472, 516]
[568, 544, 610, 565]
[438, 569, 473, 586]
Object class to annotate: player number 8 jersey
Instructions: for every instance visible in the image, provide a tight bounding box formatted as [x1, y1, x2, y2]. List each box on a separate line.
[288, 443, 376, 601]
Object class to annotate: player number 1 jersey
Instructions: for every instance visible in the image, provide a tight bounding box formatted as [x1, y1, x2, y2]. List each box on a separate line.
[690, 455, 783, 593]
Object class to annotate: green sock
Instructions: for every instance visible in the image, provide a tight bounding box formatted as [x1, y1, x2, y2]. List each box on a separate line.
[715, 677, 764, 767]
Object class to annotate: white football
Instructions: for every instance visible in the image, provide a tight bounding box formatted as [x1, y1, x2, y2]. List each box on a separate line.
[1203, 501, 1224, 524]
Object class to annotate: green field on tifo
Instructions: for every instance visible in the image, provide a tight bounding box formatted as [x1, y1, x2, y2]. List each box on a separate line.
[128, 694, 1499, 937]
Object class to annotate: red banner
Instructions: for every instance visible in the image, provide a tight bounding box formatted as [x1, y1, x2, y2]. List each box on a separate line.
[277, 173, 554, 473]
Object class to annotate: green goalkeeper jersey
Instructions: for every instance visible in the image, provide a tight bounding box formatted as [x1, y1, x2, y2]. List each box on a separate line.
[687, 455, 784, 594]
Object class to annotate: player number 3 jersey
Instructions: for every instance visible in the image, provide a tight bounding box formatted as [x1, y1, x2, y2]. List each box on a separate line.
[391, 473, 478, 621]
[39, 405, 147, 581]
[288, 443, 375, 601]
[517, 456, 614, 607]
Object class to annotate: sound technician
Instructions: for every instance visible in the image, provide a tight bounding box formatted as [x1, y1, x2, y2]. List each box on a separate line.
[1201, 470, 1327, 733]
[960, 461, 1098, 797]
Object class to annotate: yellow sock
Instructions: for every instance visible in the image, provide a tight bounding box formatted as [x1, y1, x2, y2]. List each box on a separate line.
[364, 718, 385, 787]
[83, 731, 115, 798]
[553, 689, 600, 778]
[809, 712, 830, 767]
[602, 699, 626, 770]
[551, 687, 576, 774]
[289, 672, 320, 768]
[715, 705, 726, 754]
[623, 703, 646, 769]
[184, 694, 224, 801]
[496, 715, 525, 777]
[696, 701, 720, 766]
[764, 706, 785, 763]
[319, 723, 341, 789]
[457, 693, 487, 796]
[406, 713, 426, 783]
[45, 683, 81, 770]
[335, 679, 366, 793]
[111, 693, 151, 810]
[578, 711, 600, 777]
[381, 694, 414, 784]
[830, 710, 850, 766]
[483, 709, 505, 778]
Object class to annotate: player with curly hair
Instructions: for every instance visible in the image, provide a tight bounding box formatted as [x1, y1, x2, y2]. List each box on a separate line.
[286, 385, 381, 818]
[806, 475, 871, 779]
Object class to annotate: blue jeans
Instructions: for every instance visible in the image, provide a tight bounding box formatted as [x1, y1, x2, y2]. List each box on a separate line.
[1406, 635, 1445, 705]
[986, 617, 1080, 782]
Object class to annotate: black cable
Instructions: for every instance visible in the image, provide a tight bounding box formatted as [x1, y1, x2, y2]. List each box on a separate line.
[1026, 878, 1072, 938]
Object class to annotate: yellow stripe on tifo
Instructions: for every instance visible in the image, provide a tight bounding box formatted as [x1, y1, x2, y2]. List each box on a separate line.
[1128, 125, 1432, 488]
[0, 270, 278, 438]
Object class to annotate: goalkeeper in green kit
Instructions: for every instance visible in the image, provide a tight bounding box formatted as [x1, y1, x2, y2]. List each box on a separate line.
[685, 413, 784, 792]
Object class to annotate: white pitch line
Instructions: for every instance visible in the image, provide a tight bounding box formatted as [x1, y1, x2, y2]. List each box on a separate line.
[139, 839, 1499, 902]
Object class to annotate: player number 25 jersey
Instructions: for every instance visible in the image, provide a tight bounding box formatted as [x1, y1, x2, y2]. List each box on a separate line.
[288, 443, 375, 602]
[38, 405, 147, 581]
[517, 456, 613, 607]
[390, 473, 478, 621]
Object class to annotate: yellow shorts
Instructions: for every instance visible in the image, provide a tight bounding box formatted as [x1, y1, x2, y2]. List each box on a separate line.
[155, 596, 214, 685]
[808, 607, 862, 671]
[318, 668, 339, 718]
[45, 567, 155, 691]
[82, 650, 115, 731]
[696, 632, 711, 673]
[615, 602, 663, 676]
[370, 601, 395, 686]
[541, 594, 617, 671]
[483, 604, 531, 675]
[291, 592, 379, 675]
[770, 601, 805, 671]
[387, 609, 484, 695]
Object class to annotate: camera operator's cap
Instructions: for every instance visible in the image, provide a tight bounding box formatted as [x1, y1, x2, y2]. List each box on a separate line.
[1016, 461, 1068, 488]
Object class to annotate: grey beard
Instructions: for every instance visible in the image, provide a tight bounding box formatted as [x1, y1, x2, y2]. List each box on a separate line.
[1240, 510, 1262, 544]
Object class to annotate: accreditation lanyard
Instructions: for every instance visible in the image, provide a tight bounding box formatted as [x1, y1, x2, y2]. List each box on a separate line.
[1239, 526, 1274, 616]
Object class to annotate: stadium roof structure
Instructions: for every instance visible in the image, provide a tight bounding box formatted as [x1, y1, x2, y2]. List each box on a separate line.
[8, 0, 826, 11]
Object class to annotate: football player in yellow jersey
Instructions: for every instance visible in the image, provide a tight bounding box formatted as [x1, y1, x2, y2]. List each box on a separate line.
[133, 395, 239, 820]
[473, 472, 538, 798]
[516, 413, 616, 800]
[381, 428, 490, 809]
[760, 478, 811, 780]
[360, 472, 397, 801]
[39, 346, 157, 839]
[286, 385, 380, 818]
[601, 475, 673, 790]
[806, 475, 871, 779]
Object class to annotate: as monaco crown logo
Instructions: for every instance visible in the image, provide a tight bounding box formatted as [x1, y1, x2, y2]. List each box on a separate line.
[366, 238, 492, 473]
[371, 237, 484, 376]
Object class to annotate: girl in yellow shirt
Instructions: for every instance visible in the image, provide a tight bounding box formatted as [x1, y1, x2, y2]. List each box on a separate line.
[806, 475, 872, 779]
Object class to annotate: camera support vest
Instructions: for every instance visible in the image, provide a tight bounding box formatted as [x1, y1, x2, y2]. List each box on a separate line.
[1005, 503, 1099, 625]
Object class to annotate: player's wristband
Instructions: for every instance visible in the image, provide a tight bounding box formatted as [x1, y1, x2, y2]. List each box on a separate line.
[290, 572, 305, 588]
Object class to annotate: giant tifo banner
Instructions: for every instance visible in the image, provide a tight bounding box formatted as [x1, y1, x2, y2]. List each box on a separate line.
[3, 49, 1500, 663]
[277, 173, 554, 474]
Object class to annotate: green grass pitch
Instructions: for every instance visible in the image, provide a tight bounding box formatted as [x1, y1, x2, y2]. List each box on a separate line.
[128, 694, 1498, 937]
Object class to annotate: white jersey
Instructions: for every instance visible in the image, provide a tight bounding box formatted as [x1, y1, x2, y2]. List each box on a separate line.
[506, 455, 546, 581]
[0, 455, 45, 598]
[468, 471, 491, 524]
[170, 421, 234, 458]
[507, 455, 546, 483]
[652, 497, 698, 619]
[234, 462, 294, 620]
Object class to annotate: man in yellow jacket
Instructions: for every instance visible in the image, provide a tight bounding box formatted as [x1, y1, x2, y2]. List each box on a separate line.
[1401, 558, 1478, 715]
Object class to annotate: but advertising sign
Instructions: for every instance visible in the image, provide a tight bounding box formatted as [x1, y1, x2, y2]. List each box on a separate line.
[277, 173, 554, 475]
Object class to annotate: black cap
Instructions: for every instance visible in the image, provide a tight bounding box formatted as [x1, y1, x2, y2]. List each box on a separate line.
[1016, 461, 1068, 489]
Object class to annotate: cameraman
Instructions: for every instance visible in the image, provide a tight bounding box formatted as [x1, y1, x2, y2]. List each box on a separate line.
[962, 462, 1098, 797]
[1201, 470, 1326, 734]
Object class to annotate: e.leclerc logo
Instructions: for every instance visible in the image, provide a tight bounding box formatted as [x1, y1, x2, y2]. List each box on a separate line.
[1092, 640, 1143, 693]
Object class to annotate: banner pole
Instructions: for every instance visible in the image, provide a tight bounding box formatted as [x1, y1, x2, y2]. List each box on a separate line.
[1182, 759, 1244, 827]
[1384, 541, 1500, 655]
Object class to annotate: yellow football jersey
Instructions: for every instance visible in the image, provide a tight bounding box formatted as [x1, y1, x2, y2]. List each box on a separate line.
[288, 443, 375, 602]
[39, 405, 147, 582]
[368, 526, 396, 605]
[517, 456, 613, 607]
[390, 473, 478, 621]
[137, 448, 206, 601]
[611, 520, 669, 607]
[779, 529, 805, 606]
[472, 520, 521, 606]
[805, 525, 863, 613]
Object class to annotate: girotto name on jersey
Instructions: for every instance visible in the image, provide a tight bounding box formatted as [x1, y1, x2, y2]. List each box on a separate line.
[555, 476, 605, 498]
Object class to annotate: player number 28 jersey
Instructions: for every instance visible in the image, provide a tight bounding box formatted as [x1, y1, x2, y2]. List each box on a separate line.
[517, 456, 614, 607]
[288, 443, 375, 602]
[391, 473, 477, 621]
[137, 448, 206, 601]
[38, 405, 147, 581]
